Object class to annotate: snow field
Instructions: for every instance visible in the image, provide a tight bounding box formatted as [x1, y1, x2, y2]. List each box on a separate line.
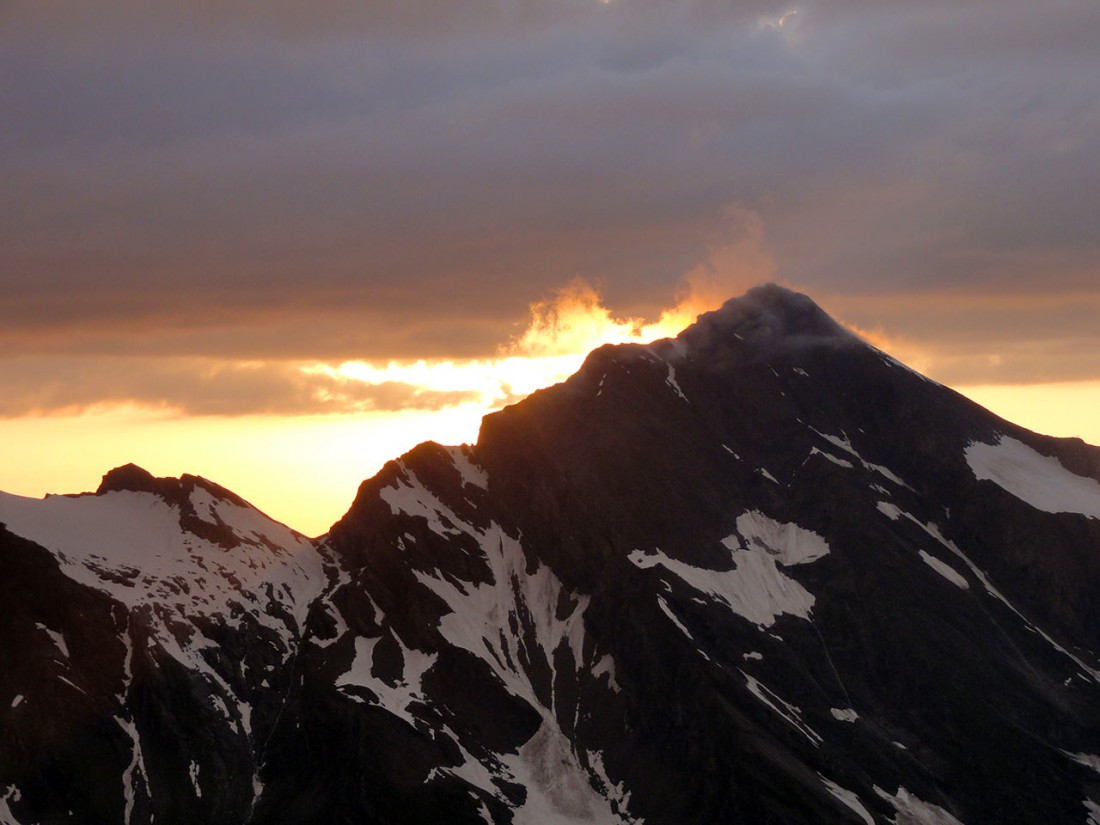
[966, 436, 1100, 519]
[629, 510, 830, 629]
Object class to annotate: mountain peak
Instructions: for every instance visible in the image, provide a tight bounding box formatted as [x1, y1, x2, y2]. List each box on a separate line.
[96, 463, 250, 508]
[96, 462, 161, 495]
[676, 283, 856, 357]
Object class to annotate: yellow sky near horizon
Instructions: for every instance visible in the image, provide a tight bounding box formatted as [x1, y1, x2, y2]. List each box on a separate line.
[953, 382, 1100, 448]
[1, 375, 1095, 538]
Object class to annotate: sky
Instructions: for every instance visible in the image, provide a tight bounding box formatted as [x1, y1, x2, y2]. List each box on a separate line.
[2, 0, 1099, 535]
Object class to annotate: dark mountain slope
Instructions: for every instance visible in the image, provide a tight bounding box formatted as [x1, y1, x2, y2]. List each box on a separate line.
[255, 285, 1100, 824]
[3, 284, 1100, 824]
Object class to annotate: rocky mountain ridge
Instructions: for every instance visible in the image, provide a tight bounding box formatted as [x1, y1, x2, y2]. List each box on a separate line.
[2, 284, 1100, 824]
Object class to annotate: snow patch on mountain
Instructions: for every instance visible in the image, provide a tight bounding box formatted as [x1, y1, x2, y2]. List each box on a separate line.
[189, 761, 201, 798]
[426, 714, 638, 825]
[190, 487, 276, 539]
[1065, 752, 1100, 776]
[587, 750, 633, 819]
[655, 595, 697, 645]
[118, 711, 147, 825]
[427, 710, 636, 823]
[758, 467, 780, 484]
[35, 623, 68, 659]
[663, 363, 689, 403]
[380, 466, 475, 539]
[809, 447, 855, 469]
[336, 633, 436, 728]
[630, 511, 829, 628]
[0, 785, 23, 825]
[740, 670, 822, 747]
[0, 486, 327, 751]
[414, 530, 589, 708]
[376, 465, 639, 817]
[307, 540, 355, 647]
[735, 511, 831, 565]
[966, 436, 1100, 519]
[918, 550, 969, 590]
[633, 543, 815, 629]
[810, 427, 909, 487]
[335, 635, 381, 700]
[873, 785, 964, 825]
[426, 729, 503, 804]
[449, 447, 489, 491]
[591, 654, 621, 693]
[819, 775, 874, 825]
[500, 722, 638, 825]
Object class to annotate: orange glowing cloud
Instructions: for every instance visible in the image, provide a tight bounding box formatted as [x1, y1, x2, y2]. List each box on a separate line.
[307, 207, 776, 416]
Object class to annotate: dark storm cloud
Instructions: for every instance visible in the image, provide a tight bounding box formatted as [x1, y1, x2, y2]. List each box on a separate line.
[1, 0, 1098, 400]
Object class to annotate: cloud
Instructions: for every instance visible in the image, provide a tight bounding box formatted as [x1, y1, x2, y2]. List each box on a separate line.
[1, 0, 789, 43]
[0, 0, 1097, 392]
[506, 207, 776, 357]
[0, 356, 477, 418]
[0, 214, 779, 419]
[830, 290, 1100, 385]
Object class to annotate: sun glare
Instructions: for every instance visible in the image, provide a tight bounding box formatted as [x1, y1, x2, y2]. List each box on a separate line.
[304, 279, 704, 420]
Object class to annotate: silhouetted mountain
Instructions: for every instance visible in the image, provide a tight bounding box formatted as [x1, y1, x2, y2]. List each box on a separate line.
[3, 284, 1099, 824]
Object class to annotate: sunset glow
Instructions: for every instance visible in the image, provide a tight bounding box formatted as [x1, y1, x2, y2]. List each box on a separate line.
[305, 279, 702, 415]
[13, 281, 708, 532]
[0, 281, 713, 536]
[2, 276, 1096, 538]
[955, 382, 1100, 448]
[0, 406, 488, 538]
[2, 0, 1097, 537]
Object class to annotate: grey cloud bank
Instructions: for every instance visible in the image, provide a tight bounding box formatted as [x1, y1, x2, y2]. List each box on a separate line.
[2, 0, 1098, 405]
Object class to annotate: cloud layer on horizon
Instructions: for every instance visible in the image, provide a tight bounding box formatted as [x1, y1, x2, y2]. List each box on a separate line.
[0, 355, 483, 418]
[2, 0, 1099, 414]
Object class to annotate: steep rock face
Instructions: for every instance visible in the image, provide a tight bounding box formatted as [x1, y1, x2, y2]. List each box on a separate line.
[253, 442, 632, 825]
[2, 284, 1100, 824]
[0, 527, 132, 825]
[253, 285, 1100, 824]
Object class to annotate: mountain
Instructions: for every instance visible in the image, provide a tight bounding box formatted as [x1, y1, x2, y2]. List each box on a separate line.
[3, 284, 1100, 825]
[0, 466, 331, 823]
